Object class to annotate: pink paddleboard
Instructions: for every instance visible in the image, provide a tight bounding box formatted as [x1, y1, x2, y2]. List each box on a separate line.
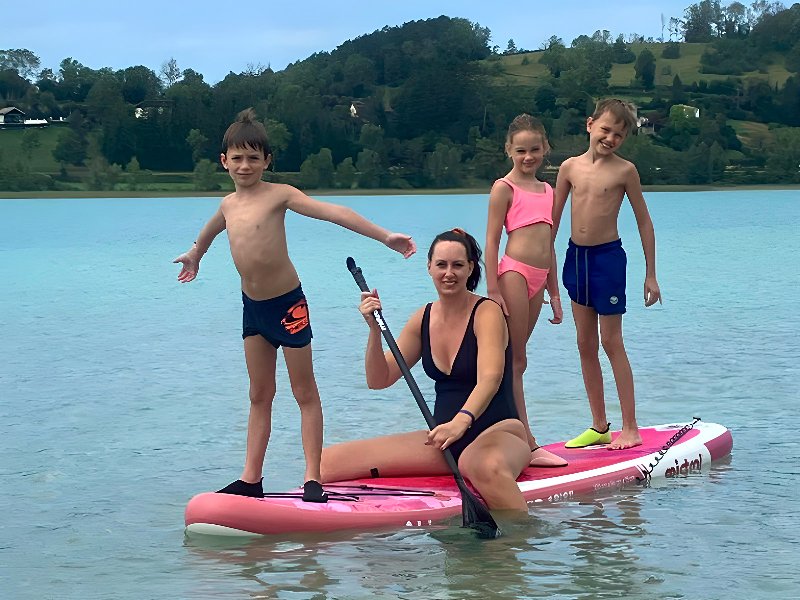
[185, 421, 732, 537]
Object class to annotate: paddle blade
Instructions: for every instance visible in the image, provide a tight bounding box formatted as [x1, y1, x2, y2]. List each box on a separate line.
[457, 481, 499, 539]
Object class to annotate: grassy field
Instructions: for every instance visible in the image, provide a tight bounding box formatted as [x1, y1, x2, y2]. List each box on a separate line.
[728, 119, 775, 149]
[0, 125, 66, 172]
[494, 42, 792, 91]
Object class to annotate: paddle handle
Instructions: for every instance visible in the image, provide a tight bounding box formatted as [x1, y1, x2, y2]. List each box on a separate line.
[347, 258, 462, 476]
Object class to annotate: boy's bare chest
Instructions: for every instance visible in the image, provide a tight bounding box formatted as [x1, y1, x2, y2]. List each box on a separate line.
[572, 163, 623, 195]
[224, 200, 285, 233]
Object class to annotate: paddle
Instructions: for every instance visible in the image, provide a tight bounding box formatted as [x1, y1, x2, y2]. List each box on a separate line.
[346, 256, 499, 539]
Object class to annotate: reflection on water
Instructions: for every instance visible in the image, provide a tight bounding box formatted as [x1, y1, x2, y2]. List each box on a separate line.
[177, 455, 795, 600]
[182, 489, 666, 600]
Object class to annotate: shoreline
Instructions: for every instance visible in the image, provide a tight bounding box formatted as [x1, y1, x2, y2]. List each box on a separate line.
[1, 183, 799, 200]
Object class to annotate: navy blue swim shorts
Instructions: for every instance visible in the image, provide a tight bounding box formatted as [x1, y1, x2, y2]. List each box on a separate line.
[242, 284, 313, 348]
[562, 239, 627, 315]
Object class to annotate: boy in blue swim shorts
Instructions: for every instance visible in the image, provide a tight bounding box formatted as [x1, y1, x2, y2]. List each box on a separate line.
[563, 238, 627, 316]
[553, 99, 662, 450]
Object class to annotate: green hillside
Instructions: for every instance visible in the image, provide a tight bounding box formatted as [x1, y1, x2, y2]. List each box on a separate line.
[0, 126, 66, 172]
[494, 42, 792, 92]
[2, 6, 800, 192]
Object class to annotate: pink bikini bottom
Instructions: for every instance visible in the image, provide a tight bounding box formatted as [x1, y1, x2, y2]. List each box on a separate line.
[498, 255, 549, 299]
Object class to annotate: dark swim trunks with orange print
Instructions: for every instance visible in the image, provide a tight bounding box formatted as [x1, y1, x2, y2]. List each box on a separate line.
[242, 284, 313, 348]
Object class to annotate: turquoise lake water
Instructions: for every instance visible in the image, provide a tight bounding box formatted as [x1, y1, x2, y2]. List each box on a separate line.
[1, 191, 798, 599]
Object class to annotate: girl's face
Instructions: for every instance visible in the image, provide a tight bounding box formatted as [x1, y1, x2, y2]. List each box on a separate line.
[505, 130, 548, 175]
[428, 240, 473, 295]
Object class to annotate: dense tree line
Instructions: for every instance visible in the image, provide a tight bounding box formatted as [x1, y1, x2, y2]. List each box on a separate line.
[1, 5, 800, 192]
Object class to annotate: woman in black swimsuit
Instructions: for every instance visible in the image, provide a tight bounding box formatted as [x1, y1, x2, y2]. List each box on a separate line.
[321, 229, 532, 511]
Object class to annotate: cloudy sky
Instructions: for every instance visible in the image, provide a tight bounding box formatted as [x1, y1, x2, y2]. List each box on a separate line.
[7, 0, 694, 83]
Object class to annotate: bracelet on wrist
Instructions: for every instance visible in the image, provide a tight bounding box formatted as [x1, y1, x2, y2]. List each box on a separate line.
[458, 409, 475, 428]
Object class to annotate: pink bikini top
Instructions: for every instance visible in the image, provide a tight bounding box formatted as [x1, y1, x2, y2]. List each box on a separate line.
[498, 178, 554, 233]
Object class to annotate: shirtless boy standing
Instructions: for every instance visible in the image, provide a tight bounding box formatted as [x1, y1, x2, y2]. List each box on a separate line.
[173, 108, 416, 499]
[553, 99, 661, 450]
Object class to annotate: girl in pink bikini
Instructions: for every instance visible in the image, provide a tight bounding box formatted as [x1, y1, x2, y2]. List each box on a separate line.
[484, 114, 566, 467]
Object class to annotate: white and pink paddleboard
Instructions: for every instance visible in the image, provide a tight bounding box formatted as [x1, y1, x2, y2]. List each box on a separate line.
[185, 420, 732, 537]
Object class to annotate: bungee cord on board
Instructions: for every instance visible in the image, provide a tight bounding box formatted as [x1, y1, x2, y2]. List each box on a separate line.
[636, 416, 702, 484]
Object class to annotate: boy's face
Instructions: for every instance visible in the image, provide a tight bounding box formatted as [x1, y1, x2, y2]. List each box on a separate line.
[586, 111, 629, 156]
[220, 144, 271, 187]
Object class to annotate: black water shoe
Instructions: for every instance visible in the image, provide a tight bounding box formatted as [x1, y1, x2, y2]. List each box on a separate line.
[302, 480, 329, 503]
[217, 479, 264, 498]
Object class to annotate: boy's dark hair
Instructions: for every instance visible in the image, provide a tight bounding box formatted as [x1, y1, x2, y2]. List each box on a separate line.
[427, 228, 483, 292]
[222, 108, 274, 164]
[592, 99, 638, 134]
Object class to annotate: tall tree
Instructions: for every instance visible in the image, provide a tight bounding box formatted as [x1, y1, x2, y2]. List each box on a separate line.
[766, 127, 800, 181]
[747, 0, 787, 30]
[356, 149, 381, 188]
[57, 58, 98, 102]
[52, 129, 88, 167]
[668, 17, 683, 41]
[299, 148, 335, 188]
[186, 129, 209, 164]
[683, 0, 724, 41]
[635, 48, 657, 88]
[611, 34, 636, 64]
[0, 68, 30, 99]
[751, 2, 800, 50]
[119, 65, 162, 104]
[160, 58, 182, 88]
[670, 74, 687, 104]
[0, 48, 41, 80]
[20, 129, 42, 159]
[424, 142, 463, 187]
[540, 36, 567, 78]
[722, 2, 750, 36]
[334, 157, 357, 188]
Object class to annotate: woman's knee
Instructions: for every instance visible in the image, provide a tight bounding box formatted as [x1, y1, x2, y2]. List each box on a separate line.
[461, 453, 511, 487]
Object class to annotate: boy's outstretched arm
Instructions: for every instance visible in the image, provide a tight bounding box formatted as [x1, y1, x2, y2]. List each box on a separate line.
[624, 166, 661, 306]
[287, 188, 416, 258]
[173, 207, 226, 283]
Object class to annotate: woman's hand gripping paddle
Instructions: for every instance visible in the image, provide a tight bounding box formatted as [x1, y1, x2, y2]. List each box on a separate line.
[346, 257, 499, 539]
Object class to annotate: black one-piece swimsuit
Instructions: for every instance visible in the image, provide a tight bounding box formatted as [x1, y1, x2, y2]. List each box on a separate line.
[421, 297, 520, 462]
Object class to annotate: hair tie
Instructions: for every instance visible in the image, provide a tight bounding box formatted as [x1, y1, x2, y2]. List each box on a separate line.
[451, 227, 466, 236]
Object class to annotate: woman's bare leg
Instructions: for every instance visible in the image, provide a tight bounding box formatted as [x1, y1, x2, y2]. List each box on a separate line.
[458, 419, 531, 511]
[321, 431, 449, 483]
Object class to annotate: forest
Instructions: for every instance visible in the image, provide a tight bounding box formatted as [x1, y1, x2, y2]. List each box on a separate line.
[1, 0, 799, 193]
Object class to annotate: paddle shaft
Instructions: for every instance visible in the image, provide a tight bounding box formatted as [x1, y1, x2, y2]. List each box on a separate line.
[349, 264, 464, 478]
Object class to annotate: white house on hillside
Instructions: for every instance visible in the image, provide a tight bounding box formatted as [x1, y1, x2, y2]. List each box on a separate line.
[0, 106, 49, 128]
[0, 106, 25, 126]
